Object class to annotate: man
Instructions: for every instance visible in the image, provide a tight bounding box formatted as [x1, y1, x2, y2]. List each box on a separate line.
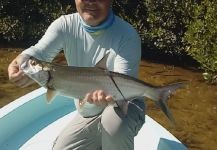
[8, 0, 145, 149]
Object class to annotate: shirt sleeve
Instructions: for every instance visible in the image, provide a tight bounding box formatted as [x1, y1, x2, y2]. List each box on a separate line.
[22, 16, 66, 62]
[113, 32, 141, 78]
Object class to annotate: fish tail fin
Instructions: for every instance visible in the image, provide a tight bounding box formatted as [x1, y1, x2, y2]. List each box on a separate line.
[155, 82, 185, 124]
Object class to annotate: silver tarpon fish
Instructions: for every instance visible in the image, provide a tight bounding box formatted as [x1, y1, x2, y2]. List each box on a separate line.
[20, 53, 184, 123]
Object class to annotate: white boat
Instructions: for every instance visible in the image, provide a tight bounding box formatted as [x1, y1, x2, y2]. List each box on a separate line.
[0, 87, 188, 150]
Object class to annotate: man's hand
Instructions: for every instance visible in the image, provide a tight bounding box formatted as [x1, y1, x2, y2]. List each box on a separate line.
[80, 90, 113, 106]
[8, 54, 34, 88]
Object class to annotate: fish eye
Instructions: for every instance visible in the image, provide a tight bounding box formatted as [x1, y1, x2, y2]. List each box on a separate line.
[30, 60, 36, 66]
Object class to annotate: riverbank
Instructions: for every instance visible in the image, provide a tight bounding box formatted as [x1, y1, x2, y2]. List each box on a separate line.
[0, 47, 216, 150]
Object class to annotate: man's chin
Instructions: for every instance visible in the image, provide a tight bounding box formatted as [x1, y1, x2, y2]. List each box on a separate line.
[83, 16, 100, 26]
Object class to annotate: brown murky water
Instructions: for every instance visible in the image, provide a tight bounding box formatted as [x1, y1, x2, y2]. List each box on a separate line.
[0, 48, 216, 150]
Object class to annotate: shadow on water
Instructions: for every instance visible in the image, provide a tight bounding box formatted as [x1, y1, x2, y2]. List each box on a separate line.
[157, 138, 188, 150]
[141, 48, 200, 70]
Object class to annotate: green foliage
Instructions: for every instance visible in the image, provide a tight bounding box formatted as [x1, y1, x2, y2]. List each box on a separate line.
[144, 0, 195, 55]
[113, 0, 196, 56]
[184, 0, 217, 83]
[1, 0, 194, 56]
[0, 15, 24, 41]
[113, 0, 216, 82]
[0, 0, 74, 42]
[113, 0, 148, 41]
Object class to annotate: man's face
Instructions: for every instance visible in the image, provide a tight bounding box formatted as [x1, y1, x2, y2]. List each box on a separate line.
[75, 0, 112, 26]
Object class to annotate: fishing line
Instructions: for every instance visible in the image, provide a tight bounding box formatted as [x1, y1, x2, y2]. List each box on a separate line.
[128, 101, 144, 112]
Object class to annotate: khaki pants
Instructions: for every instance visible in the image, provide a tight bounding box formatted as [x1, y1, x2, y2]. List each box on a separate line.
[52, 100, 145, 150]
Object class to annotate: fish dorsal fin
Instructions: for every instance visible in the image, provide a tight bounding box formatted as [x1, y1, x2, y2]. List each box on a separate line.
[95, 52, 110, 69]
[46, 89, 57, 104]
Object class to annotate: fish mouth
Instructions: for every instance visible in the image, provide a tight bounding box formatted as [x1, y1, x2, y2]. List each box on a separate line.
[20, 59, 34, 71]
[28, 58, 52, 72]
[20, 59, 43, 75]
[20, 60, 28, 70]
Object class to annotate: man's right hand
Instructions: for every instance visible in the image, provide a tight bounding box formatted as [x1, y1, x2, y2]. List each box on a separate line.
[79, 90, 113, 108]
[8, 54, 34, 88]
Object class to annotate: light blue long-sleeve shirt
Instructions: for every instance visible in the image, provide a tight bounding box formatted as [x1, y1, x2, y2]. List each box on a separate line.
[22, 13, 141, 117]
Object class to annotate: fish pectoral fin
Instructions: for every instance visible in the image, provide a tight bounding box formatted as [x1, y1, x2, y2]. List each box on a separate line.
[46, 89, 57, 104]
[116, 100, 129, 117]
